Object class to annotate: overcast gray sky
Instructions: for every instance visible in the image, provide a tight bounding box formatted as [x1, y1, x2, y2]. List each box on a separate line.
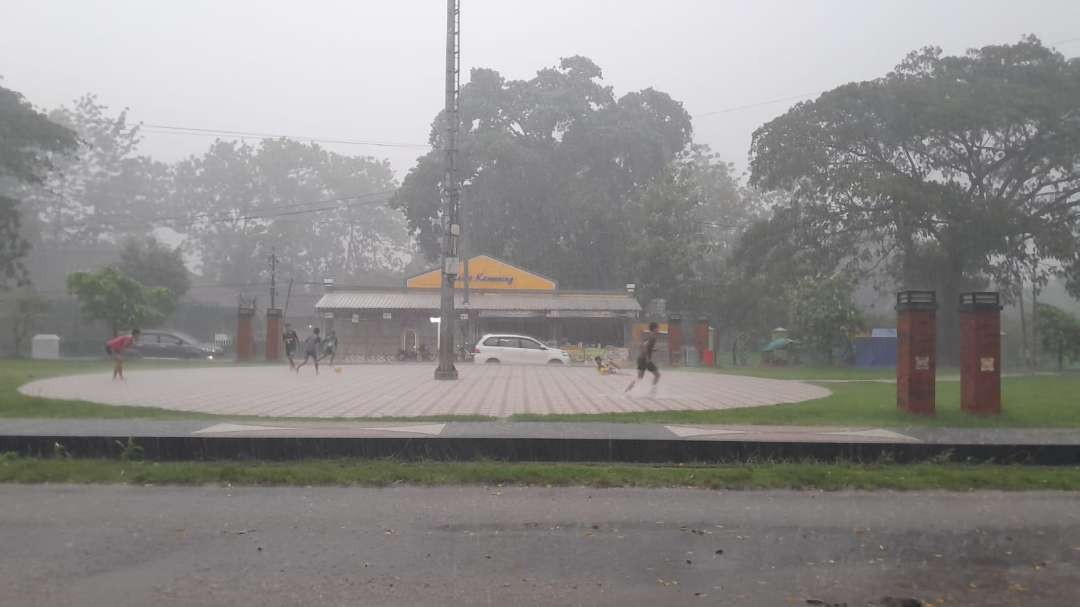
[3, 0, 1078, 176]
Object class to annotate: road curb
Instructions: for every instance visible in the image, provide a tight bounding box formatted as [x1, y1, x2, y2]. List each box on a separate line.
[4, 434, 1080, 464]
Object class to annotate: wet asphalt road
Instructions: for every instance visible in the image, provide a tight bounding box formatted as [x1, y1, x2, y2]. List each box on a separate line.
[1, 485, 1078, 606]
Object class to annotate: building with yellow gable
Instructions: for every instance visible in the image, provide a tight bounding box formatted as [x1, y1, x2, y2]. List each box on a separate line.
[315, 255, 640, 360]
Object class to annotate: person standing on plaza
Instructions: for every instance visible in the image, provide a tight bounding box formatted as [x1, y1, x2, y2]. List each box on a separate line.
[625, 322, 661, 395]
[105, 328, 141, 381]
[294, 327, 322, 375]
[283, 323, 299, 369]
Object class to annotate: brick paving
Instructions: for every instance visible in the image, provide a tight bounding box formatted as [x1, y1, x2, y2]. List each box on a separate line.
[18, 364, 830, 419]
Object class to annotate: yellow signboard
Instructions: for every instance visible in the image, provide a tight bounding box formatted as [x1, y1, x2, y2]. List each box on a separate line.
[406, 255, 557, 291]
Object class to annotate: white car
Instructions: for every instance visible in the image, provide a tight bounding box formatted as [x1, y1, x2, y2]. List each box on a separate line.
[473, 334, 571, 365]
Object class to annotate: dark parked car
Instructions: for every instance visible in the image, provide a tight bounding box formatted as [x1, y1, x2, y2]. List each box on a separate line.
[129, 330, 222, 360]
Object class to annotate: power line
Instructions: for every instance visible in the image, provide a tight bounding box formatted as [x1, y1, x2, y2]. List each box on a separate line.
[108, 190, 396, 231]
[141, 124, 430, 149]
[694, 92, 821, 118]
[118, 189, 396, 228]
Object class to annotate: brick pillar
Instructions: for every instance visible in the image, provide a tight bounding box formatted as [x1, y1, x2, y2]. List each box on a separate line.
[265, 308, 282, 361]
[667, 314, 683, 367]
[236, 305, 255, 361]
[896, 291, 937, 416]
[695, 317, 711, 368]
[959, 292, 1002, 415]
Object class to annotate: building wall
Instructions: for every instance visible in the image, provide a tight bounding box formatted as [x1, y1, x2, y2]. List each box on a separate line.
[323, 310, 439, 360]
[319, 309, 632, 360]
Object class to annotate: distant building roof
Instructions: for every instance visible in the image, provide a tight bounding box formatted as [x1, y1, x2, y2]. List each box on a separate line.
[316, 289, 641, 313]
[871, 328, 898, 338]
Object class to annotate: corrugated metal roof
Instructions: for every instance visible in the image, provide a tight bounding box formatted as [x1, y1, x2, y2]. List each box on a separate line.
[316, 290, 641, 312]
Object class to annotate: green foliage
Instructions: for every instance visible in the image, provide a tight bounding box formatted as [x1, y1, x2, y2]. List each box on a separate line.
[115, 437, 144, 462]
[117, 236, 191, 298]
[515, 374, 1080, 429]
[66, 267, 175, 335]
[0, 85, 78, 288]
[393, 56, 693, 289]
[169, 139, 408, 284]
[3, 288, 50, 356]
[19, 94, 154, 247]
[748, 36, 1080, 361]
[3, 457, 1080, 491]
[1037, 303, 1080, 370]
[0, 86, 78, 183]
[786, 275, 864, 364]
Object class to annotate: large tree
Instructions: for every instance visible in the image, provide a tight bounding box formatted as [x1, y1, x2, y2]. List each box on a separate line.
[0, 85, 78, 288]
[1037, 303, 1080, 371]
[17, 94, 154, 247]
[66, 266, 175, 336]
[748, 37, 1080, 362]
[117, 236, 191, 299]
[628, 145, 767, 311]
[393, 56, 694, 289]
[169, 138, 409, 285]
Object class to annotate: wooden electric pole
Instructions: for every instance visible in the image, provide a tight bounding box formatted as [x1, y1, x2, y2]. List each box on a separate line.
[435, 0, 462, 380]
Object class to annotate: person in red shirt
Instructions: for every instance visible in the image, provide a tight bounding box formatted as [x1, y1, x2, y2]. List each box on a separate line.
[105, 329, 141, 380]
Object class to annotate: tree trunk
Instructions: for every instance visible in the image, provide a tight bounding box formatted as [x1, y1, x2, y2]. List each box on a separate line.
[1031, 282, 1040, 371]
[937, 258, 964, 367]
[1016, 270, 1029, 370]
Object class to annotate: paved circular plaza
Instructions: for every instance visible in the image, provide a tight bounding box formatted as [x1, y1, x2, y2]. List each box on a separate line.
[19, 364, 830, 418]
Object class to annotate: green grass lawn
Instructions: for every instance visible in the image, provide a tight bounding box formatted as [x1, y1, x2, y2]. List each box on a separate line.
[0, 359, 492, 422]
[702, 365, 903, 380]
[2, 454, 1079, 491]
[5, 358, 1079, 428]
[0, 359, 224, 420]
[513, 374, 1080, 428]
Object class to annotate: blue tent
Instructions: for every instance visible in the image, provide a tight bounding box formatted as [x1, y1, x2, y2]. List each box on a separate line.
[762, 337, 796, 352]
[854, 335, 897, 367]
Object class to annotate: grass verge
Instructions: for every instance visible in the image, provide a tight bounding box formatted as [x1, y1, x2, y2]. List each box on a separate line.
[513, 375, 1080, 427]
[2, 455, 1079, 491]
[703, 365, 903, 380]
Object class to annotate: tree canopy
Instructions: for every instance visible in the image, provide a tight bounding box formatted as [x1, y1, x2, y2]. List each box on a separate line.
[0, 85, 78, 288]
[393, 56, 695, 289]
[117, 236, 191, 299]
[18, 94, 155, 247]
[1037, 303, 1080, 370]
[747, 36, 1080, 361]
[66, 266, 175, 336]
[169, 138, 409, 285]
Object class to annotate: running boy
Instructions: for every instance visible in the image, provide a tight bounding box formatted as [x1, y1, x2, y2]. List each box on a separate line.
[283, 323, 299, 369]
[319, 329, 338, 367]
[105, 329, 141, 380]
[625, 322, 661, 394]
[294, 327, 322, 375]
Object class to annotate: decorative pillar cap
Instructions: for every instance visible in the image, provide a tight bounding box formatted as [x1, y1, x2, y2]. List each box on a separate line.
[958, 292, 1002, 311]
[896, 290, 937, 311]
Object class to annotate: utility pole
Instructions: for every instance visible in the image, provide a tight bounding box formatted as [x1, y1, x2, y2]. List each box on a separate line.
[269, 249, 278, 310]
[435, 0, 461, 380]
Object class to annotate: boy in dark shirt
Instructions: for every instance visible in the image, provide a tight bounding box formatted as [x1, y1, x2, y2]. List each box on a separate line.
[626, 322, 661, 394]
[319, 329, 338, 366]
[294, 327, 322, 375]
[283, 324, 299, 369]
